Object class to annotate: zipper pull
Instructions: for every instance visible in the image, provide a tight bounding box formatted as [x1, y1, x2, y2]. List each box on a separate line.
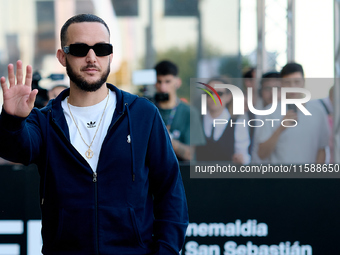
[93, 172, 97, 182]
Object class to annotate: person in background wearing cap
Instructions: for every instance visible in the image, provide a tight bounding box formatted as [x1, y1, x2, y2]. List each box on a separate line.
[48, 84, 68, 100]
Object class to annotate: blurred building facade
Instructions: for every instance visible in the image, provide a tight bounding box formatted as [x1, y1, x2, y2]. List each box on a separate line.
[0, 0, 241, 100]
[0, 0, 334, 102]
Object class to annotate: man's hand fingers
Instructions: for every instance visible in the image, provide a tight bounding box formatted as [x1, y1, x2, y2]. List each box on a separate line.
[27, 89, 38, 109]
[25, 65, 32, 87]
[8, 64, 15, 88]
[16, 60, 23, 85]
[0, 76, 8, 92]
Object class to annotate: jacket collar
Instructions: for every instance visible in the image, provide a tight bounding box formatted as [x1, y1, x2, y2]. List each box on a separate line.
[45, 83, 138, 139]
[49, 83, 137, 120]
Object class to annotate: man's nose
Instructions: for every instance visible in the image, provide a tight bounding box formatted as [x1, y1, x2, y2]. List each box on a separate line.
[158, 82, 167, 92]
[85, 49, 97, 62]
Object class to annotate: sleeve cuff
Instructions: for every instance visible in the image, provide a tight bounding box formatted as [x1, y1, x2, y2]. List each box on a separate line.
[0, 107, 27, 132]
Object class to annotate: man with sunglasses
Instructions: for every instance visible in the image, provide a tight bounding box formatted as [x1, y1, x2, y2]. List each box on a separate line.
[0, 14, 188, 255]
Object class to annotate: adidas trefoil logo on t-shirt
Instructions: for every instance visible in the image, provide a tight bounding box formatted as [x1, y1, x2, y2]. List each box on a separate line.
[87, 121, 96, 128]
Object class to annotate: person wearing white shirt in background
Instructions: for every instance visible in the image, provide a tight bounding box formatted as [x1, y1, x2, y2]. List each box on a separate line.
[196, 77, 251, 165]
[253, 63, 329, 164]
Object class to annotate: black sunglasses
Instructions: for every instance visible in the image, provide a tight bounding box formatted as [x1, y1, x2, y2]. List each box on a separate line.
[63, 43, 113, 57]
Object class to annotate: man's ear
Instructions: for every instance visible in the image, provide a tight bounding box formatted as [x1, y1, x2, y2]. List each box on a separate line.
[176, 77, 182, 89]
[57, 49, 66, 67]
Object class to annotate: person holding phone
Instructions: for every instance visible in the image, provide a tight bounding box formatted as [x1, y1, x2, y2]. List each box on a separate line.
[252, 63, 329, 164]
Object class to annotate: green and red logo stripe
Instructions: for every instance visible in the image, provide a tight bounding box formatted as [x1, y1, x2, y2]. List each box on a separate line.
[197, 82, 223, 106]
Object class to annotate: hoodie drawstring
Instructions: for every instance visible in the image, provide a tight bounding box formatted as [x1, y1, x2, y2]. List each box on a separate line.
[125, 103, 135, 182]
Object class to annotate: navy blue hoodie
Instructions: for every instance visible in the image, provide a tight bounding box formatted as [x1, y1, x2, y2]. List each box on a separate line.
[0, 84, 189, 255]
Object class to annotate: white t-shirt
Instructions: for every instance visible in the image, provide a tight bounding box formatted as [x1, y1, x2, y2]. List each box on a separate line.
[251, 100, 329, 164]
[61, 90, 117, 172]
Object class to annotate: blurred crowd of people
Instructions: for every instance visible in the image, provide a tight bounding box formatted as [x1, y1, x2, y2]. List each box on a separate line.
[152, 60, 332, 165]
[0, 60, 333, 166]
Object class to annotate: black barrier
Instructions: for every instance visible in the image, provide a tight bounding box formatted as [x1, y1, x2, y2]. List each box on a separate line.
[1, 164, 340, 254]
[0, 165, 40, 255]
[181, 164, 340, 255]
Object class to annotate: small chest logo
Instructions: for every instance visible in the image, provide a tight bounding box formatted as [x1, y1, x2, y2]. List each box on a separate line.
[87, 121, 96, 128]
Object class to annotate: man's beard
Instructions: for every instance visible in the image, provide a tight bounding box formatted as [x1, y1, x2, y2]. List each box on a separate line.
[66, 59, 110, 92]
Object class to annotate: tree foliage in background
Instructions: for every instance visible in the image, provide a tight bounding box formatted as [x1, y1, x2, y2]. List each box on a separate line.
[219, 55, 251, 79]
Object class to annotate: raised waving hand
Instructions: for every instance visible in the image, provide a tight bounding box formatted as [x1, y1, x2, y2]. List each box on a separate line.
[0, 60, 38, 118]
